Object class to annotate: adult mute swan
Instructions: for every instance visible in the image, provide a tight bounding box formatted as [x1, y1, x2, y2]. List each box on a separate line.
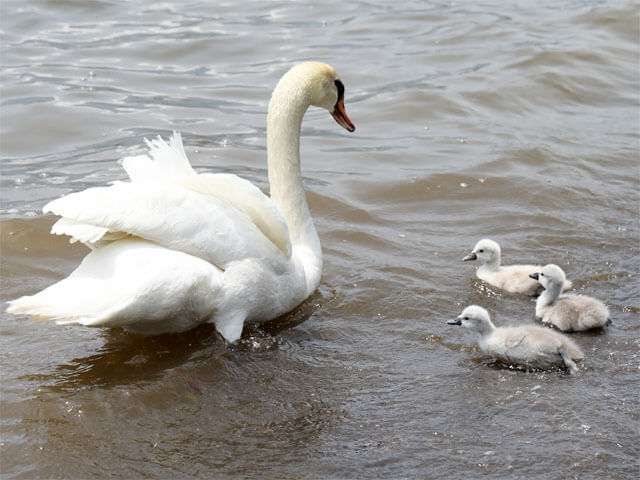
[447, 305, 584, 374]
[530, 264, 610, 332]
[463, 238, 572, 296]
[7, 61, 356, 343]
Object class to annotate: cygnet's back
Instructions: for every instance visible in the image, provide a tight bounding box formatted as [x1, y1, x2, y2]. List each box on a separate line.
[448, 305, 584, 373]
[531, 264, 610, 332]
[463, 239, 572, 296]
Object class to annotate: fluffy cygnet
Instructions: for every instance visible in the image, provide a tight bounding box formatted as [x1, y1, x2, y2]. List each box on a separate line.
[463, 239, 572, 296]
[447, 305, 584, 373]
[530, 264, 610, 332]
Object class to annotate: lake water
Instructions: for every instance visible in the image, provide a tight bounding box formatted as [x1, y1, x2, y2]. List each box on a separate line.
[1, 1, 639, 478]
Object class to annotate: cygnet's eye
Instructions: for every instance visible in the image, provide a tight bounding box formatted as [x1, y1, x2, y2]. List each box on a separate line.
[478, 249, 484, 253]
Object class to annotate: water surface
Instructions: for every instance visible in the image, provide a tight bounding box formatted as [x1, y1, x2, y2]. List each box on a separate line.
[1, 1, 639, 478]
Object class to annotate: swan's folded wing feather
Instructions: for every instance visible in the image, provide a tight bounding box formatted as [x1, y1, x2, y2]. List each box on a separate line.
[51, 218, 109, 246]
[120, 132, 291, 257]
[180, 173, 291, 257]
[501, 329, 529, 350]
[44, 181, 285, 268]
[145, 132, 195, 176]
[50, 218, 132, 248]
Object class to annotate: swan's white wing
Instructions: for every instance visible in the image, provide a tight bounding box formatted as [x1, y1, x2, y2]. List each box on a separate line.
[47, 131, 291, 261]
[120, 133, 291, 257]
[178, 173, 291, 257]
[50, 218, 109, 246]
[44, 181, 285, 269]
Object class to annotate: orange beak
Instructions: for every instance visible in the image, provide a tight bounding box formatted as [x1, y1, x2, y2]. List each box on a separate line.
[331, 97, 355, 132]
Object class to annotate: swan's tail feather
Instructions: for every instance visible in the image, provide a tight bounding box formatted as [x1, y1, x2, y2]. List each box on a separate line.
[6, 277, 132, 328]
[7, 295, 78, 322]
[7, 296, 117, 328]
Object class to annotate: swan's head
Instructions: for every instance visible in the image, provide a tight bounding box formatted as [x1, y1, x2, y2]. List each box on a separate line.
[463, 238, 500, 264]
[529, 263, 565, 291]
[447, 305, 494, 334]
[279, 61, 355, 132]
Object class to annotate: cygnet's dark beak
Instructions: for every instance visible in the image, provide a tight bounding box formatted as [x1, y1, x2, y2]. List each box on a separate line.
[529, 273, 539, 280]
[463, 252, 477, 262]
[447, 318, 462, 326]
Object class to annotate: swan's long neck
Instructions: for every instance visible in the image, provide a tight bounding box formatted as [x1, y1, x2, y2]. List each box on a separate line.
[478, 317, 496, 336]
[536, 281, 562, 313]
[266, 76, 322, 294]
[479, 254, 500, 273]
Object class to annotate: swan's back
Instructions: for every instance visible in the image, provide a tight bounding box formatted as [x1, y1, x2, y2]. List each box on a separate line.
[481, 264, 542, 295]
[541, 294, 610, 332]
[486, 324, 584, 372]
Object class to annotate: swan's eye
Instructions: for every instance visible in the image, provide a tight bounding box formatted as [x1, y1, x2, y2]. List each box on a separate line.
[478, 249, 484, 253]
[540, 273, 544, 276]
[463, 316, 469, 320]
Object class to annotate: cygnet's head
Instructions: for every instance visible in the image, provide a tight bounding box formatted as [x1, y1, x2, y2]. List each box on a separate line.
[529, 263, 565, 291]
[276, 61, 355, 132]
[463, 238, 501, 264]
[447, 305, 494, 334]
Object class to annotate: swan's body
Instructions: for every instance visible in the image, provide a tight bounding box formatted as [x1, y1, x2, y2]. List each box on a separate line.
[530, 264, 610, 332]
[7, 61, 355, 342]
[463, 239, 572, 296]
[448, 305, 584, 373]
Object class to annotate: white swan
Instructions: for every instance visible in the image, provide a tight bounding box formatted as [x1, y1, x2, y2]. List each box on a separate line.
[530, 264, 610, 332]
[463, 238, 572, 296]
[447, 305, 584, 373]
[7, 61, 356, 343]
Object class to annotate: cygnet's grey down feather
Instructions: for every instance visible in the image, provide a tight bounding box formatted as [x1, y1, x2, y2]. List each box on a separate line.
[463, 239, 572, 296]
[447, 305, 584, 374]
[530, 264, 610, 332]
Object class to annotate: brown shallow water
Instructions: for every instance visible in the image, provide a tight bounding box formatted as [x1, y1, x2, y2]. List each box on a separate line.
[1, 1, 639, 478]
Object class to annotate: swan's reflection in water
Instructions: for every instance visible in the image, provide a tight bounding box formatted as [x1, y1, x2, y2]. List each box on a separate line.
[8, 292, 343, 479]
[20, 293, 322, 392]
